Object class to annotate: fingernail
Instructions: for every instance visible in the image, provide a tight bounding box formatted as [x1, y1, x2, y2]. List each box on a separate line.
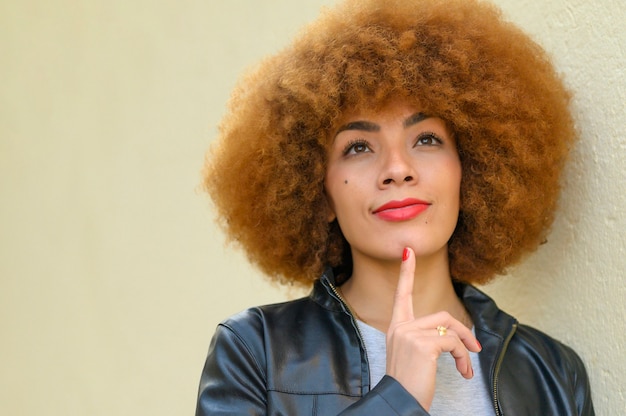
[470, 366, 474, 378]
[402, 248, 409, 261]
[477, 340, 482, 351]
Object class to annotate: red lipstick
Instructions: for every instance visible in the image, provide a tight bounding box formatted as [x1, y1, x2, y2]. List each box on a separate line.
[372, 198, 430, 221]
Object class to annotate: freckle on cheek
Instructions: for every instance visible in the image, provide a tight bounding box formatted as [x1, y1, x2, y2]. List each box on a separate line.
[344, 180, 348, 184]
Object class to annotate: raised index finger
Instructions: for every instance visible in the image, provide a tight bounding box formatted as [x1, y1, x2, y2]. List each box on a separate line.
[390, 247, 415, 324]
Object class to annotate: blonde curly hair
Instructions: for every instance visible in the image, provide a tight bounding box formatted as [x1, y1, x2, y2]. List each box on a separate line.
[203, 0, 575, 286]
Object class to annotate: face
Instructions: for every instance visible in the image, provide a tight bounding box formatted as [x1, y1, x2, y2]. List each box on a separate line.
[325, 101, 462, 264]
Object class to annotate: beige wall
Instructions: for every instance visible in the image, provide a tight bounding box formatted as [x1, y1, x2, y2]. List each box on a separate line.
[1, 0, 623, 414]
[477, 1, 626, 414]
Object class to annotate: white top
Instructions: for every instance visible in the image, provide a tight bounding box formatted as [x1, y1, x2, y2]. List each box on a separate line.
[356, 320, 494, 415]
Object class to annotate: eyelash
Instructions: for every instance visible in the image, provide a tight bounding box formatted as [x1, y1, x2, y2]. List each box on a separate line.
[415, 132, 444, 146]
[342, 132, 443, 156]
[342, 139, 370, 155]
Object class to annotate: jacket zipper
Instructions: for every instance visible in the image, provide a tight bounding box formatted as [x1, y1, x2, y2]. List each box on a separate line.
[493, 322, 517, 416]
[328, 282, 370, 378]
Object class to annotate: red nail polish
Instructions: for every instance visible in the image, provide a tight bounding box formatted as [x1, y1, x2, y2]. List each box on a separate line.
[477, 340, 482, 351]
[402, 248, 409, 261]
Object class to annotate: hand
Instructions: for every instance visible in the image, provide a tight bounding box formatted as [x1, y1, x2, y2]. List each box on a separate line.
[385, 247, 482, 411]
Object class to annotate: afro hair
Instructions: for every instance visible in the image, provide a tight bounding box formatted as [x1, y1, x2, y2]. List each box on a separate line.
[203, 0, 575, 286]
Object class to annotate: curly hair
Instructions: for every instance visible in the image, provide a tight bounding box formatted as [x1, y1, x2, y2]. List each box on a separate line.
[203, 0, 575, 286]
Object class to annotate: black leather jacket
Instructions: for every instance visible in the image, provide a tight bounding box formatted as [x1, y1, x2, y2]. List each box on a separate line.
[196, 269, 594, 415]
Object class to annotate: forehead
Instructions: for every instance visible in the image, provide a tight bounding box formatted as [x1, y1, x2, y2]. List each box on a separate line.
[334, 100, 425, 131]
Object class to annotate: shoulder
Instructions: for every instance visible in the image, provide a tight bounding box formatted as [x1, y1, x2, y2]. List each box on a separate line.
[461, 283, 590, 386]
[461, 283, 588, 374]
[499, 323, 594, 414]
[210, 292, 365, 396]
[206, 297, 318, 378]
[220, 280, 350, 338]
[214, 294, 347, 360]
[509, 323, 589, 378]
[215, 296, 314, 347]
[219, 296, 320, 335]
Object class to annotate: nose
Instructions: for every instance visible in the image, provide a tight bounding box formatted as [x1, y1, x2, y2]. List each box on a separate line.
[378, 148, 417, 187]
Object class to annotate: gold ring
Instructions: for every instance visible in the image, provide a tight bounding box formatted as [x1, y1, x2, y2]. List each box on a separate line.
[436, 326, 447, 337]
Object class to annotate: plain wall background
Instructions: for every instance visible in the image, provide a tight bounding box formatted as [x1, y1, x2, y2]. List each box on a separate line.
[1, 0, 624, 414]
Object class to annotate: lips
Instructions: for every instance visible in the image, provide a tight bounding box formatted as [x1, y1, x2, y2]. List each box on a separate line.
[372, 198, 430, 222]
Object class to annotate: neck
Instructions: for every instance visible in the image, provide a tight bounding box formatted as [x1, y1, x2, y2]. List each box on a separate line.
[338, 247, 470, 333]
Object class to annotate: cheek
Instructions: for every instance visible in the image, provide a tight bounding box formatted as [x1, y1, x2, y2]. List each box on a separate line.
[444, 157, 462, 192]
[324, 172, 350, 220]
[325, 177, 359, 222]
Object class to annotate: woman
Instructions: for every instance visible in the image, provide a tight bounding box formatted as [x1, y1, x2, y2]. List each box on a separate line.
[196, 0, 594, 414]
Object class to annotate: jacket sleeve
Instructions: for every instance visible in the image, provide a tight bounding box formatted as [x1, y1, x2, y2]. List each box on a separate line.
[338, 376, 429, 416]
[195, 323, 267, 416]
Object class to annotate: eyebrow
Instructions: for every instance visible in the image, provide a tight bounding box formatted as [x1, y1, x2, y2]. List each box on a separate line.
[334, 112, 430, 138]
[403, 112, 429, 128]
[335, 120, 380, 136]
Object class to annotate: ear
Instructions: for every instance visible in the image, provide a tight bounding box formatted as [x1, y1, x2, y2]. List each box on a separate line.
[327, 205, 337, 223]
[322, 186, 337, 223]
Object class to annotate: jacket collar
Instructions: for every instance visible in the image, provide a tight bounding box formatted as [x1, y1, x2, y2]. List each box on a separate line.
[454, 282, 518, 341]
[310, 267, 346, 313]
[313, 267, 517, 336]
[312, 267, 518, 368]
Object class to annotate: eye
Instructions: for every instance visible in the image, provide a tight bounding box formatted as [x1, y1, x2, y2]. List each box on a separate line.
[414, 132, 443, 147]
[343, 139, 371, 155]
